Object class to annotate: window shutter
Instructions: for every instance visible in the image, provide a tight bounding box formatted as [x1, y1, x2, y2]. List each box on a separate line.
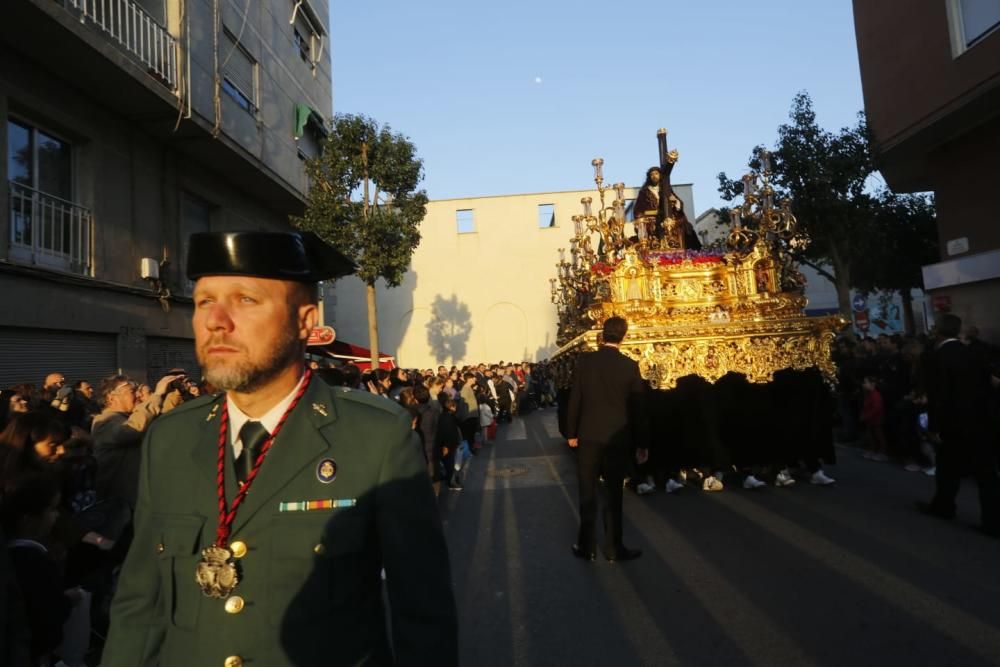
[223, 32, 255, 99]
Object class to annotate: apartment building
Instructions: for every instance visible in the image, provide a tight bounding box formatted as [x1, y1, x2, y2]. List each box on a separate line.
[0, 0, 331, 386]
[853, 0, 1000, 341]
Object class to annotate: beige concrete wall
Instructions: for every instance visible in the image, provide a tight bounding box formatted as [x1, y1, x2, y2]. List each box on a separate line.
[331, 185, 696, 369]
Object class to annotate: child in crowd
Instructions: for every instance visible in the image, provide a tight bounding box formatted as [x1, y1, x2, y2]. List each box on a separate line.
[860, 375, 888, 462]
[436, 396, 462, 491]
[478, 398, 495, 446]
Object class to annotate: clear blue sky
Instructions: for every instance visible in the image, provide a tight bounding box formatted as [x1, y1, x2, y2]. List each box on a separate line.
[328, 0, 864, 215]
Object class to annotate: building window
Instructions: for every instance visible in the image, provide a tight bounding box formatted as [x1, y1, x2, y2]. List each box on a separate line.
[948, 0, 1000, 54]
[221, 29, 257, 113]
[297, 130, 321, 161]
[294, 104, 326, 161]
[7, 118, 92, 275]
[293, 27, 312, 63]
[290, 0, 326, 70]
[180, 194, 213, 293]
[456, 209, 475, 234]
[624, 198, 636, 221]
[537, 203, 555, 228]
[7, 119, 72, 200]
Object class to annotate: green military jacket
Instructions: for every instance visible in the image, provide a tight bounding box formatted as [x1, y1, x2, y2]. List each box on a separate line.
[101, 378, 457, 666]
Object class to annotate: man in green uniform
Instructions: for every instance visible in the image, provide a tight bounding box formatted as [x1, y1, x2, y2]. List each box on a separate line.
[102, 231, 457, 666]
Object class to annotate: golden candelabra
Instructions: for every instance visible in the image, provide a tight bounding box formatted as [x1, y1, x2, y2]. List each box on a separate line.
[549, 134, 846, 390]
[726, 150, 810, 262]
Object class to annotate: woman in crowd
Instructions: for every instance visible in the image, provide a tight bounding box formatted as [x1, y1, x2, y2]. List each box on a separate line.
[0, 412, 71, 489]
[0, 388, 31, 429]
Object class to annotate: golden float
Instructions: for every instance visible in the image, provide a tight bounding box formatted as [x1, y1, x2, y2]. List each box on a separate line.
[549, 130, 846, 389]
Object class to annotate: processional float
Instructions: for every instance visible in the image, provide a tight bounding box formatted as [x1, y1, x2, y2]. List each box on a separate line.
[549, 130, 846, 390]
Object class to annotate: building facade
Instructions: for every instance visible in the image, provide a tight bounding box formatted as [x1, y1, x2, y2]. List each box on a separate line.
[331, 185, 696, 369]
[1, 0, 331, 387]
[853, 0, 1000, 342]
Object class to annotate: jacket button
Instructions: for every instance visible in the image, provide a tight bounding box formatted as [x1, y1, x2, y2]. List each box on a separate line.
[230, 541, 247, 559]
[224, 656, 243, 667]
[313, 543, 326, 555]
[224, 596, 245, 614]
[155, 543, 165, 554]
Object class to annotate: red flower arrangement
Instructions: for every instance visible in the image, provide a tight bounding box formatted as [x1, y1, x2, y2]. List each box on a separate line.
[589, 251, 723, 275]
[650, 250, 725, 266]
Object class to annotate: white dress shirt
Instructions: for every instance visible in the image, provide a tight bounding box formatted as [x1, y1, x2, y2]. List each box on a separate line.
[226, 373, 306, 459]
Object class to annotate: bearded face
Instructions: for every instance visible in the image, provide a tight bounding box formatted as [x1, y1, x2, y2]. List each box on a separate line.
[193, 277, 310, 393]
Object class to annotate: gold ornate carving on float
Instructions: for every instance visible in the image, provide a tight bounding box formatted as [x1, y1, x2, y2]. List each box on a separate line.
[549, 130, 846, 390]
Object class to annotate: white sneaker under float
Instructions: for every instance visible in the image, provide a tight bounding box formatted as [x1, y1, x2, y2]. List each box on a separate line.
[810, 470, 836, 485]
[665, 479, 685, 494]
[743, 475, 767, 490]
[774, 470, 796, 487]
[702, 475, 724, 492]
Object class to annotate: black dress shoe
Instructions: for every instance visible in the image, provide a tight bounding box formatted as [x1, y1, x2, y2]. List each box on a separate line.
[915, 501, 955, 520]
[604, 546, 642, 563]
[572, 544, 596, 561]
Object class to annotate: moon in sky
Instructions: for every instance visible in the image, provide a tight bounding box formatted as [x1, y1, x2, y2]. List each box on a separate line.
[534, 77, 543, 84]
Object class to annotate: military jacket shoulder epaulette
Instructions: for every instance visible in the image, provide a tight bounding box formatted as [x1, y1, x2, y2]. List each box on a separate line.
[331, 386, 407, 418]
[153, 392, 222, 425]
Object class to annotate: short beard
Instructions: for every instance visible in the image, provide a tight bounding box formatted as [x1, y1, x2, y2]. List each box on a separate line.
[200, 318, 303, 393]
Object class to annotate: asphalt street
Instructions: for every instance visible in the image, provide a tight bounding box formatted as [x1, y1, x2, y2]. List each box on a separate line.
[439, 408, 1000, 667]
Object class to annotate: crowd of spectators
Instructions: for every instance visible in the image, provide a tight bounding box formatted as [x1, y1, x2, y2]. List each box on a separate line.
[0, 369, 198, 666]
[833, 317, 1000, 536]
[311, 360, 557, 493]
[832, 324, 1000, 472]
[0, 359, 553, 665]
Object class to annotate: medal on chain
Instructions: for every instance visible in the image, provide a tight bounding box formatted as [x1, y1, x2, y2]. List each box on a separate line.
[195, 370, 312, 598]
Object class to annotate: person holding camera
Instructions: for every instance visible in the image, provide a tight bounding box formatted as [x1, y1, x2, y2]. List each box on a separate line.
[91, 372, 183, 509]
[160, 368, 195, 413]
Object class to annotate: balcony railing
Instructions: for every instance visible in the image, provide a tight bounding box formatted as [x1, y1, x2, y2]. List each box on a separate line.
[65, 0, 178, 90]
[8, 182, 95, 276]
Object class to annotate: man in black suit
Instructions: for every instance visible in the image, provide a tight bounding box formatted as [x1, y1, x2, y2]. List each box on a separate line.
[566, 316, 650, 562]
[919, 313, 1000, 537]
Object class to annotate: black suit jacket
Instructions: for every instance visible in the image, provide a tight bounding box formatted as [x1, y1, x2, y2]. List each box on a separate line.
[926, 339, 990, 442]
[566, 346, 649, 449]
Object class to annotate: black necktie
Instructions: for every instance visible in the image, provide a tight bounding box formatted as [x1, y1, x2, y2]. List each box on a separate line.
[236, 421, 269, 484]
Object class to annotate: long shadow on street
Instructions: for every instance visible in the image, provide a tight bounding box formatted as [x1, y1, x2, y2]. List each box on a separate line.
[440, 409, 1000, 667]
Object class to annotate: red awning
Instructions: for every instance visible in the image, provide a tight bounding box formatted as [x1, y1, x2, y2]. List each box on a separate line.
[308, 339, 395, 371]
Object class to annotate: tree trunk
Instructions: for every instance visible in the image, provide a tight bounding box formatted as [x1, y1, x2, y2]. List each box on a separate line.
[835, 275, 852, 319]
[828, 243, 852, 317]
[900, 289, 916, 335]
[366, 283, 380, 370]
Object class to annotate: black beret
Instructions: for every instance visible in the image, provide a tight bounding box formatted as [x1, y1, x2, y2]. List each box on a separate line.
[186, 231, 356, 282]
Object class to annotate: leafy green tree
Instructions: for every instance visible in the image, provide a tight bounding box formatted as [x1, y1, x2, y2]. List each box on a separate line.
[293, 114, 427, 368]
[854, 190, 937, 333]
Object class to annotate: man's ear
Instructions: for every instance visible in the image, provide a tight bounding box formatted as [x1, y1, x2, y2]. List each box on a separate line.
[297, 303, 319, 341]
